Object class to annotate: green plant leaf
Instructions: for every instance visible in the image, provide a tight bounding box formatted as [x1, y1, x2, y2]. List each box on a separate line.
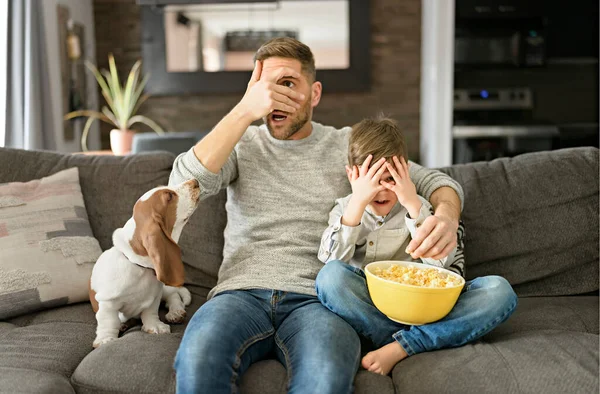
[80, 117, 97, 152]
[101, 106, 119, 127]
[130, 74, 150, 116]
[123, 60, 142, 120]
[108, 54, 125, 128]
[131, 94, 149, 117]
[100, 90, 118, 117]
[85, 61, 114, 110]
[101, 69, 121, 121]
[128, 115, 165, 134]
[64, 110, 113, 124]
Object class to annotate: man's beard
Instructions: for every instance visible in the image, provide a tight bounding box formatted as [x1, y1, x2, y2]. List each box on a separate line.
[264, 97, 311, 140]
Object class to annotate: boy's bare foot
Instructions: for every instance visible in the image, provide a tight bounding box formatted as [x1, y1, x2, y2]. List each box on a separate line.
[361, 341, 408, 376]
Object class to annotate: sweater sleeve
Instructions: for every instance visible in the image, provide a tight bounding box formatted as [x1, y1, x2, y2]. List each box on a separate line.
[404, 196, 466, 277]
[318, 199, 363, 264]
[408, 161, 464, 211]
[405, 196, 451, 268]
[169, 147, 238, 200]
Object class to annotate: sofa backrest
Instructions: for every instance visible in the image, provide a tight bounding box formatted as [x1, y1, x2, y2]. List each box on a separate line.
[441, 147, 599, 297]
[0, 148, 174, 249]
[2, 147, 597, 298]
[0, 148, 225, 295]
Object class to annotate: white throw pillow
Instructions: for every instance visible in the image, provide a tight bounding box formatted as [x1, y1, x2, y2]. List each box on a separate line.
[0, 167, 102, 320]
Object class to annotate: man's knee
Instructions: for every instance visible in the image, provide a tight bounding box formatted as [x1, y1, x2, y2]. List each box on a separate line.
[175, 332, 213, 374]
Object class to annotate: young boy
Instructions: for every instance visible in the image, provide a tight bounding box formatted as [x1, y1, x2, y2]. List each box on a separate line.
[316, 117, 517, 376]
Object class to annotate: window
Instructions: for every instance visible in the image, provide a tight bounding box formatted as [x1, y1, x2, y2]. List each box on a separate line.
[0, 0, 8, 147]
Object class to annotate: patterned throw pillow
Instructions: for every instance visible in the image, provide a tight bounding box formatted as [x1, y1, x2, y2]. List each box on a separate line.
[0, 167, 102, 320]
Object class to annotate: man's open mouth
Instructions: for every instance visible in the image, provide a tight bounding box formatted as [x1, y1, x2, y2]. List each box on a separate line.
[271, 112, 288, 122]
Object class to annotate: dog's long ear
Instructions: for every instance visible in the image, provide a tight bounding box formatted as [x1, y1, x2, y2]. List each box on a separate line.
[130, 189, 185, 287]
[142, 221, 184, 287]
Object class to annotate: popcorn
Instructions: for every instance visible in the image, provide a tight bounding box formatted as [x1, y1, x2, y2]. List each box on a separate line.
[373, 264, 462, 288]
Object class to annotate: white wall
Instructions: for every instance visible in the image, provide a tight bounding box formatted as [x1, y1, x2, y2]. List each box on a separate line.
[41, 0, 99, 152]
[0, 1, 8, 147]
[420, 0, 454, 167]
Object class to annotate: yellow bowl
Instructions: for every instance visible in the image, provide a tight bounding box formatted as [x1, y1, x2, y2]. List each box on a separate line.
[364, 261, 465, 326]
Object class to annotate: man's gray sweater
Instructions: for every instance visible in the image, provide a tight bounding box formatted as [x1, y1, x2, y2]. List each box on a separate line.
[170, 122, 464, 299]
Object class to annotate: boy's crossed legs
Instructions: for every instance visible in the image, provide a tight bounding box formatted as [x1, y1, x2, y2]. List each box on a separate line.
[316, 260, 518, 376]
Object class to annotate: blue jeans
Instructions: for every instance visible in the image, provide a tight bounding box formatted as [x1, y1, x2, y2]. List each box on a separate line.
[315, 260, 518, 356]
[174, 289, 361, 394]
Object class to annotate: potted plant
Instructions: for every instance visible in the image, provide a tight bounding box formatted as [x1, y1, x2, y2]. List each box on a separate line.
[64, 54, 164, 155]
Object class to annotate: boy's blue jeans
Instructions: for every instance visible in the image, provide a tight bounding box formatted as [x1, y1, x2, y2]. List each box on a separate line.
[315, 260, 518, 356]
[174, 289, 361, 394]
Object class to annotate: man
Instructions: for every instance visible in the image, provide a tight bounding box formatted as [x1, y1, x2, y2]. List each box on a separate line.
[170, 38, 464, 393]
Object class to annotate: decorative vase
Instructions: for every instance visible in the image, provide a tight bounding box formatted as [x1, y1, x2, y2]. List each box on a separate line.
[110, 129, 135, 155]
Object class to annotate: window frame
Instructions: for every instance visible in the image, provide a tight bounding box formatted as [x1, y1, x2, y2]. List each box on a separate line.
[0, 0, 8, 147]
[140, 0, 371, 95]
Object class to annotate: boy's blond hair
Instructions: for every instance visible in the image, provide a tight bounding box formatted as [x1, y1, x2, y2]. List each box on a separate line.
[254, 37, 316, 82]
[348, 116, 408, 168]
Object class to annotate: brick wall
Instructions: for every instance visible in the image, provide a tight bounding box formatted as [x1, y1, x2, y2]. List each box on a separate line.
[93, 0, 422, 159]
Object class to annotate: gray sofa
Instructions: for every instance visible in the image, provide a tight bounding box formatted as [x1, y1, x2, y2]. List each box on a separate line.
[0, 146, 598, 394]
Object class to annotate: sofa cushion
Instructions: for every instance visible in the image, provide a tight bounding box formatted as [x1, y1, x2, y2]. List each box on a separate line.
[177, 189, 227, 291]
[239, 360, 289, 394]
[0, 167, 102, 319]
[71, 329, 181, 393]
[238, 362, 396, 394]
[441, 147, 599, 296]
[392, 295, 599, 393]
[70, 293, 396, 394]
[392, 330, 599, 394]
[0, 303, 96, 393]
[486, 296, 599, 338]
[0, 369, 75, 394]
[73, 335, 397, 394]
[4, 296, 597, 394]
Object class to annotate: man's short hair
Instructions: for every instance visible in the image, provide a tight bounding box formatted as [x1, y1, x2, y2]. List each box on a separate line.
[348, 116, 408, 168]
[254, 37, 316, 81]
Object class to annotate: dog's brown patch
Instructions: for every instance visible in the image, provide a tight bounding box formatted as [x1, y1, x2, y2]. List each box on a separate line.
[129, 189, 184, 287]
[89, 279, 99, 313]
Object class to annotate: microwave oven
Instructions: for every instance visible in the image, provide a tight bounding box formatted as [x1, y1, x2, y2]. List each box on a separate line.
[455, 19, 546, 67]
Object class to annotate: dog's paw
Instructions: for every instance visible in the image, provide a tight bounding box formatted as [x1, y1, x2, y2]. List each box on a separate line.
[166, 309, 187, 324]
[142, 321, 171, 335]
[93, 336, 117, 349]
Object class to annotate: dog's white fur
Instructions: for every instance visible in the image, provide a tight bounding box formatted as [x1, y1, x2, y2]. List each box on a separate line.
[90, 179, 200, 348]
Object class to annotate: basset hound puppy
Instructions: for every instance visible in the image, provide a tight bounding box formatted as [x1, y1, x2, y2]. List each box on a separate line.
[89, 178, 200, 348]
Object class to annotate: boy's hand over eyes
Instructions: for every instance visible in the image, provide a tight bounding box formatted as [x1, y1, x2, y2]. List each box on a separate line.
[345, 155, 387, 208]
[380, 156, 422, 218]
[341, 155, 387, 226]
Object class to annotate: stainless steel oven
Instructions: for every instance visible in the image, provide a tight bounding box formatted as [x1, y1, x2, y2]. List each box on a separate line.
[452, 87, 560, 164]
